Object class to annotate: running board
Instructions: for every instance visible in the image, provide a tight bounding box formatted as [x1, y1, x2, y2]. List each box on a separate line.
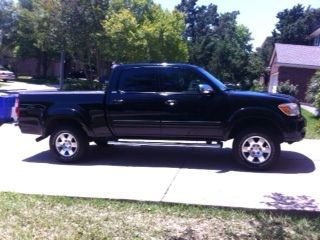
[108, 140, 223, 149]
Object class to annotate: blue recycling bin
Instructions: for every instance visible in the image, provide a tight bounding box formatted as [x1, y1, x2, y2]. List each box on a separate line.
[0, 93, 17, 124]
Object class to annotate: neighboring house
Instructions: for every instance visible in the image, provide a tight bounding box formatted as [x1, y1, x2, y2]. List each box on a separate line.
[13, 58, 60, 78]
[268, 28, 320, 101]
[3, 57, 60, 78]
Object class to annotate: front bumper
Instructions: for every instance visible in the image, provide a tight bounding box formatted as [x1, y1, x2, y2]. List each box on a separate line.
[282, 115, 306, 143]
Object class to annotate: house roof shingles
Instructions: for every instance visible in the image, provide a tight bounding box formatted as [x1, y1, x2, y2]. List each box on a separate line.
[275, 43, 320, 68]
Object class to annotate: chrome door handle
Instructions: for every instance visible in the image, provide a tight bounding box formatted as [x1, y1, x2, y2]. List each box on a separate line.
[165, 99, 177, 106]
[113, 99, 124, 104]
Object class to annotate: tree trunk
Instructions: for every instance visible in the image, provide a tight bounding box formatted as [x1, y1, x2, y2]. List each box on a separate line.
[41, 51, 48, 78]
[59, 51, 65, 90]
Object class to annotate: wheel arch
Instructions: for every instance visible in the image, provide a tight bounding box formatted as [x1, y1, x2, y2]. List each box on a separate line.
[45, 117, 92, 138]
[227, 117, 284, 143]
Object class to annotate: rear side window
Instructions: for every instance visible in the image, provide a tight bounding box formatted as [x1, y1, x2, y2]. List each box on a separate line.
[160, 68, 208, 92]
[119, 68, 157, 92]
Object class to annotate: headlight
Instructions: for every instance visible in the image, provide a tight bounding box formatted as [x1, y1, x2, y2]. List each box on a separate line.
[278, 103, 300, 116]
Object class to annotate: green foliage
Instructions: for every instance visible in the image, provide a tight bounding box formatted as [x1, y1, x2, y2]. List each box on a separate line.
[102, 1, 188, 63]
[61, 79, 103, 91]
[0, 0, 18, 60]
[315, 92, 320, 110]
[246, 52, 265, 83]
[273, 4, 320, 45]
[176, 0, 253, 84]
[255, 36, 275, 68]
[251, 80, 266, 92]
[302, 109, 320, 139]
[15, 0, 187, 82]
[277, 80, 298, 97]
[306, 71, 320, 105]
[16, 0, 62, 77]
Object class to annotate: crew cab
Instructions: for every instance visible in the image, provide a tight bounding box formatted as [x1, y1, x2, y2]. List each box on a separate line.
[17, 63, 305, 170]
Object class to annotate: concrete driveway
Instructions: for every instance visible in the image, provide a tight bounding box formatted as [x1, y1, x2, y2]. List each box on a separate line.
[0, 79, 58, 92]
[0, 123, 319, 212]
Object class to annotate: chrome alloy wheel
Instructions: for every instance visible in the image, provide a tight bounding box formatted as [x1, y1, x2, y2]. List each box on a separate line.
[55, 132, 78, 157]
[241, 136, 272, 164]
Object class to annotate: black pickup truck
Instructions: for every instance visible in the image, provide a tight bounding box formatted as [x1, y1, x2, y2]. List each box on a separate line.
[18, 63, 305, 170]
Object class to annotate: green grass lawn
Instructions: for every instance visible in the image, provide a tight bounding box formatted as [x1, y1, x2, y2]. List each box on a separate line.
[302, 109, 320, 139]
[0, 192, 319, 239]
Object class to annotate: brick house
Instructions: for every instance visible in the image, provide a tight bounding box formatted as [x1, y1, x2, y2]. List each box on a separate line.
[268, 28, 320, 101]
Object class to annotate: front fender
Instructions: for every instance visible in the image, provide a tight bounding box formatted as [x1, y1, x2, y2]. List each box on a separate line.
[225, 107, 286, 139]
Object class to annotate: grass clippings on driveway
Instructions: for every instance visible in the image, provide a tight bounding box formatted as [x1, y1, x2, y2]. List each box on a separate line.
[302, 109, 320, 139]
[0, 192, 319, 240]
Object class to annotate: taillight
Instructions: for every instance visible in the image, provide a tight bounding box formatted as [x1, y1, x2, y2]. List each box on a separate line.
[15, 98, 20, 118]
[11, 97, 19, 121]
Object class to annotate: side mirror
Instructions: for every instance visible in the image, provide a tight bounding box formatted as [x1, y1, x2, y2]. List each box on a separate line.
[198, 84, 214, 94]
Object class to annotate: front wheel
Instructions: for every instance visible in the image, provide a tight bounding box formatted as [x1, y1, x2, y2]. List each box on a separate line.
[49, 126, 88, 163]
[232, 129, 280, 170]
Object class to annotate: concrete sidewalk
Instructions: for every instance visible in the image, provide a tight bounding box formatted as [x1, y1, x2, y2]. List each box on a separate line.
[0, 123, 319, 212]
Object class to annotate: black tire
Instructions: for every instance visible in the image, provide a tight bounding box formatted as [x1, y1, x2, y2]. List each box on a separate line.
[49, 126, 88, 163]
[232, 128, 280, 170]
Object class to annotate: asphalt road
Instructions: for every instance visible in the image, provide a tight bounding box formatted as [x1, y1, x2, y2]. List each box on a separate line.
[0, 123, 319, 212]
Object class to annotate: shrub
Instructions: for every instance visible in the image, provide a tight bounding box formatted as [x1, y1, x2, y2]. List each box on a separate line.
[61, 79, 103, 91]
[277, 80, 298, 97]
[306, 71, 320, 104]
[250, 79, 266, 92]
[315, 92, 320, 110]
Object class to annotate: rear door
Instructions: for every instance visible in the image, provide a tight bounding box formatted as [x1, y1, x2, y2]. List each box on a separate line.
[107, 67, 162, 137]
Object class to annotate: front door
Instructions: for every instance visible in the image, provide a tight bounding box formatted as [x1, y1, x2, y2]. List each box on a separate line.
[159, 67, 225, 138]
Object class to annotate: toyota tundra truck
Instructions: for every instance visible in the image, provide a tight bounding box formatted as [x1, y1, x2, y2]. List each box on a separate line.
[17, 63, 306, 170]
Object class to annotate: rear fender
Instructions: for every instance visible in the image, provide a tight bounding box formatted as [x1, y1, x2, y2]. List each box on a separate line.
[44, 106, 94, 137]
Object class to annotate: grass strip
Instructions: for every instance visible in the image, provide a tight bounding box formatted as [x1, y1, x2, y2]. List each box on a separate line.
[0, 192, 319, 239]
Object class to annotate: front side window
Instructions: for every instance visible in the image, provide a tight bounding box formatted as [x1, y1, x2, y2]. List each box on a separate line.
[119, 68, 157, 92]
[160, 68, 208, 93]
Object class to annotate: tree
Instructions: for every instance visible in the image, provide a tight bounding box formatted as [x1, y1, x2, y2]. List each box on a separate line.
[0, 0, 18, 65]
[102, 0, 188, 63]
[60, 0, 109, 82]
[273, 4, 320, 45]
[256, 36, 275, 67]
[246, 52, 265, 84]
[17, 0, 62, 77]
[176, 0, 252, 84]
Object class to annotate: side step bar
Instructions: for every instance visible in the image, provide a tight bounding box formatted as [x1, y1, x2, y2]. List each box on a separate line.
[107, 140, 223, 149]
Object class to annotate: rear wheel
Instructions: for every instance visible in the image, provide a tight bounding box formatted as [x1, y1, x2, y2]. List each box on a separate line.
[233, 129, 280, 170]
[49, 126, 88, 163]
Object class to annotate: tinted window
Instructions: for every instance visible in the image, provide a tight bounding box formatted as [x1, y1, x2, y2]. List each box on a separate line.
[160, 68, 208, 92]
[119, 68, 157, 92]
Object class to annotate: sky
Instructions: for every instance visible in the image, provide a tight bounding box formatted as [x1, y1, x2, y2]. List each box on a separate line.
[153, 0, 320, 49]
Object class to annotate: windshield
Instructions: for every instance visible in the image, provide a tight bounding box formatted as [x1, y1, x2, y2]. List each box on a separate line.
[197, 67, 227, 91]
